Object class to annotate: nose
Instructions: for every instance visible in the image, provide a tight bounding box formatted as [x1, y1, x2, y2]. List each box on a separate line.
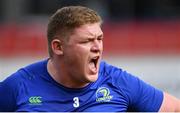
[91, 40, 102, 53]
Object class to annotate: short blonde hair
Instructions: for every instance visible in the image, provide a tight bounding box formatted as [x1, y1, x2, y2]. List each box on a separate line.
[47, 6, 102, 57]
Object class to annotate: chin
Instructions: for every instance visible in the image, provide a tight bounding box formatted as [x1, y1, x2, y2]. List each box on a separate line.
[87, 74, 98, 82]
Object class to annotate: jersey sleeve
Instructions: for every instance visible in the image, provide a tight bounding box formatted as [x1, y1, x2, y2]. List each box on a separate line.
[0, 72, 20, 111]
[117, 70, 163, 112]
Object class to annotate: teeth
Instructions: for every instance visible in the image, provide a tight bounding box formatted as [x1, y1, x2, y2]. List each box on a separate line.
[92, 56, 99, 63]
[93, 56, 99, 60]
[89, 56, 99, 74]
[89, 56, 99, 66]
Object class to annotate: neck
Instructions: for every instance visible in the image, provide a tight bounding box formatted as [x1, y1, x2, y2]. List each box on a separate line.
[47, 58, 89, 88]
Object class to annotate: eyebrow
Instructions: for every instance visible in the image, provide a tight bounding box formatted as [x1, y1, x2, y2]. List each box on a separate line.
[87, 33, 103, 39]
[97, 34, 103, 38]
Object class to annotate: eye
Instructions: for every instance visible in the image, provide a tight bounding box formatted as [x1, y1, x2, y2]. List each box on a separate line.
[97, 38, 102, 41]
[80, 39, 90, 44]
[97, 36, 103, 41]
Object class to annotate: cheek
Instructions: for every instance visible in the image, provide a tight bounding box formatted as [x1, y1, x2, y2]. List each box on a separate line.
[101, 43, 103, 50]
[65, 44, 90, 61]
[70, 47, 89, 62]
[76, 45, 91, 54]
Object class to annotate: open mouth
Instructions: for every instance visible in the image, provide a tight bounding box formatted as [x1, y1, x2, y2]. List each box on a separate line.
[89, 56, 99, 74]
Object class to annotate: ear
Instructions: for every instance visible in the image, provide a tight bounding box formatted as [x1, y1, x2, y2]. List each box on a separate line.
[51, 39, 64, 55]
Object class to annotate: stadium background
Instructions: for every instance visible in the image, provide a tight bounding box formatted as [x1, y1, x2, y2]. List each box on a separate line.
[0, 0, 180, 98]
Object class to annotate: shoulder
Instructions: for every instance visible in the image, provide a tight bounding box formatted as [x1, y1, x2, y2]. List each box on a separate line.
[99, 61, 149, 98]
[0, 59, 48, 111]
[99, 61, 139, 86]
[1, 59, 48, 88]
[1, 70, 21, 91]
[0, 69, 24, 111]
[23, 59, 48, 75]
[99, 61, 164, 111]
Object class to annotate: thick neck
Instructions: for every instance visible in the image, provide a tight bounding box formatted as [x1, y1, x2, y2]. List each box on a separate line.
[47, 58, 89, 88]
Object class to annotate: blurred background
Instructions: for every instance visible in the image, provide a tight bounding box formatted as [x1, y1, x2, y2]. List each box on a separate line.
[0, 0, 180, 98]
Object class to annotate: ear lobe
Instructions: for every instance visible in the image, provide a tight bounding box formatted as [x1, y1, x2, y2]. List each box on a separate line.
[51, 39, 63, 55]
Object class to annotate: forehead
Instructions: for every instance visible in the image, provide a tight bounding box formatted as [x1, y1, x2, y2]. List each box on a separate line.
[72, 23, 103, 38]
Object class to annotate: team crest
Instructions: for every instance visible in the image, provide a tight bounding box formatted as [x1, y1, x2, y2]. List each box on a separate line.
[96, 87, 113, 102]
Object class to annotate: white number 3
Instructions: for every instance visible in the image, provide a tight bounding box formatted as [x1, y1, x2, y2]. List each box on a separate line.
[73, 97, 80, 108]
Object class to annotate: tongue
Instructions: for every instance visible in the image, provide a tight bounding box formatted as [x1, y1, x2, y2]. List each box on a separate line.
[89, 62, 97, 74]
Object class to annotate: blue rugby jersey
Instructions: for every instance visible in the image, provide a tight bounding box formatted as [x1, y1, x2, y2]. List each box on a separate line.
[0, 59, 163, 112]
